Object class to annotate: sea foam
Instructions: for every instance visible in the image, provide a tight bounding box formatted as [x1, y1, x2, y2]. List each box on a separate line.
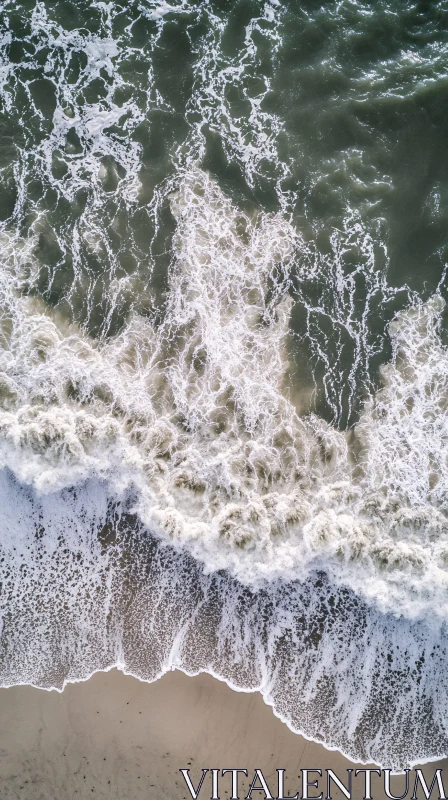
[1, 0, 448, 769]
[0, 168, 447, 618]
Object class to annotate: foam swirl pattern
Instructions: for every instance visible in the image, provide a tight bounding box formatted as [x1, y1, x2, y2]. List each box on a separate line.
[0, 0, 448, 768]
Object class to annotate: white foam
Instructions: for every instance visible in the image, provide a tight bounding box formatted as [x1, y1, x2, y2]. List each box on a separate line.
[1, 0, 448, 768]
[0, 168, 446, 621]
[1, 468, 448, 769]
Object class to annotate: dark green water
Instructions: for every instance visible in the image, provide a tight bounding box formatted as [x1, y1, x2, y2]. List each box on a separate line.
[1, 0, 448, 769]
[2, 0, 448, 425]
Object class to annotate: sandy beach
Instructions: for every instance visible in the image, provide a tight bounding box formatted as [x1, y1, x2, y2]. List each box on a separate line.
[0, 669, 446, 800]
[2, 0, 448, 795]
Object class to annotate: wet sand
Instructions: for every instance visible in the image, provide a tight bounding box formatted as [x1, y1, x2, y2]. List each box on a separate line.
[0, 669, 446, 800]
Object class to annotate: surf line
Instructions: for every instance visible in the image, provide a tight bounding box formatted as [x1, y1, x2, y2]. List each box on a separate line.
[179, 767, 447, 800]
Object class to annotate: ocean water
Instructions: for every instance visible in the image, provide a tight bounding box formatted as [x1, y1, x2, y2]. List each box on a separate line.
[1, 0, 448, 769]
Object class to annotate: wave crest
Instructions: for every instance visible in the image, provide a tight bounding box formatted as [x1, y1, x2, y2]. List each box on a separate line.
[0, 169, 446, 620]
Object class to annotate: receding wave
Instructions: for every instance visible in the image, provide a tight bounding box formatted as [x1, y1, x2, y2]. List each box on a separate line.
[1, 0, 448, 770]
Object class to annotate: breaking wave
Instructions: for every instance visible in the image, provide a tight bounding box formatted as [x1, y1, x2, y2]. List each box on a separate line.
[1, 167, 447, 615]
[1, 0, 448, 769]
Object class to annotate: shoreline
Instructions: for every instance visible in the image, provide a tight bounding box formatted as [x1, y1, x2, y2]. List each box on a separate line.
[0, 669, 447, 800]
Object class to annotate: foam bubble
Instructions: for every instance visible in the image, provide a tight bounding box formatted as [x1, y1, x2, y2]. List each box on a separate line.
[1, 472, 448, 770]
